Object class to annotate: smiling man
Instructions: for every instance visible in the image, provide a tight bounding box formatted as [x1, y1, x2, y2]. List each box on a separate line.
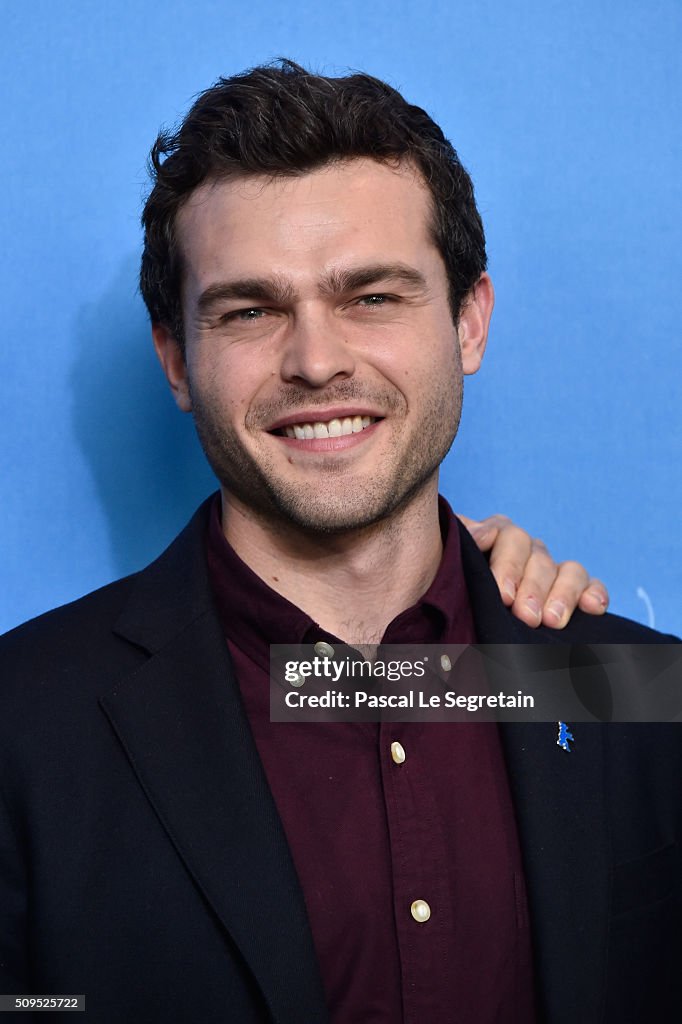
[1, 60, 680, 1024]
[152, 158, 495, 643]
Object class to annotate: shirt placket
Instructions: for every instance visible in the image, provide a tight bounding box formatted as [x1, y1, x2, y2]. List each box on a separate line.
[379, 718, 456, 1024]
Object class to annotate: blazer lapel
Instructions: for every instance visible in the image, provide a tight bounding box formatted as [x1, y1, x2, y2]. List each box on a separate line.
[458, 522, 610, 1023]
[100, 501, 329, 1024]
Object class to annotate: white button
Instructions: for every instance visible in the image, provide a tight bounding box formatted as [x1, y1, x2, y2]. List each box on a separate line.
[314, 641, 335, 658]
[289, 672, 305, 688]
[410, 900, 431, 923]
[440, 654, 452, 672]
[390, 741, 406, 764]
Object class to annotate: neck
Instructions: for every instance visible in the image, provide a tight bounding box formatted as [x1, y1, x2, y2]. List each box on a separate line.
[221, 481, 444, 645]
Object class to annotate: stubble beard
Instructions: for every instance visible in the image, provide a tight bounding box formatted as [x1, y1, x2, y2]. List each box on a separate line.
[190, 376, 463, 537]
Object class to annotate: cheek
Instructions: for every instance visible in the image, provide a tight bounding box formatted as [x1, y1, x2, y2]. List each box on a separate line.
[374, 342, 459, 403]
[190, 351, 255, 418]
[368, 315, 458, 379]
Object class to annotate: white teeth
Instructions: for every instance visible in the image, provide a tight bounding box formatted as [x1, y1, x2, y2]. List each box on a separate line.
[280, 415, 376, 438]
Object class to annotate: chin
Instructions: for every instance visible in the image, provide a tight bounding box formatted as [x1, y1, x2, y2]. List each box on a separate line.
[262, 472, 437, 537]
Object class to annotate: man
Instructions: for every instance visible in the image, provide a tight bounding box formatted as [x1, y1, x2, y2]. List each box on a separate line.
[1, 61, 679, 1023]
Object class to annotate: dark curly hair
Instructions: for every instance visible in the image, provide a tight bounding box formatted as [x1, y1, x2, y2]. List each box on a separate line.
[140, 59, 487, 348]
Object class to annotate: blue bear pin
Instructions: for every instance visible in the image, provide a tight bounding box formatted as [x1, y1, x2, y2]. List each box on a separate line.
[557, 721, 574, 752]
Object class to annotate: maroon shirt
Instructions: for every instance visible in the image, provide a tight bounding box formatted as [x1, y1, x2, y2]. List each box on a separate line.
[207, 496, 536, 1023]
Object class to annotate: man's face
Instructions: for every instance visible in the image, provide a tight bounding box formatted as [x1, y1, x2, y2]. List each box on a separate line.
[159, 158, 491, 535]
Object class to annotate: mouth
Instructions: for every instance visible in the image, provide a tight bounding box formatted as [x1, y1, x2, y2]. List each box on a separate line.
[272, 415, 378, 440]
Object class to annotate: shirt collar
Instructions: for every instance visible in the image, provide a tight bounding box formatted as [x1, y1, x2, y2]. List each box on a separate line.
[206, 493, 474, 669]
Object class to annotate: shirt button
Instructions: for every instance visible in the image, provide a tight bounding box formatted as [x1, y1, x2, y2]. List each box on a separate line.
[390, 741, 406, 764]
[410, 900, 431, 923]
[314, 641, 335, 658]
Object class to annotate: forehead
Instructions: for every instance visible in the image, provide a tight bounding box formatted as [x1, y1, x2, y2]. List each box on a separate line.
[175, 158, 439, 290]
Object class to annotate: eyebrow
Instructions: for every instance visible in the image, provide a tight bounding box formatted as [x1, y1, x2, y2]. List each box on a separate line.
[196, 276, 296, 315]
[319, 263, 428, 295]
[195, 262, 428, 315]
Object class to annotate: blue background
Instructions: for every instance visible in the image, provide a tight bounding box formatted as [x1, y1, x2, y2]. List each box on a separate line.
[1, 0, 680, 635]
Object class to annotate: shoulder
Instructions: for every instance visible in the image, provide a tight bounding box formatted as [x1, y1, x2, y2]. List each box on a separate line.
[0, 574, 144, 710]
[533, 609, 680, 645]
[455, 518, 680, 645]
[1, 572, 137, 649]
[0, 498, 216, 716]
[0, 575, 156, 788]
[0, 496, 216, 674]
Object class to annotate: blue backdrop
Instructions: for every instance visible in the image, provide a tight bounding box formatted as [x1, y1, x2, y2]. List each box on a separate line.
[2, 0, 680, 634]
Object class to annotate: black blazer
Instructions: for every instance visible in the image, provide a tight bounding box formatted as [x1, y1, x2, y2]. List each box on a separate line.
[1, 499, 680, 1023]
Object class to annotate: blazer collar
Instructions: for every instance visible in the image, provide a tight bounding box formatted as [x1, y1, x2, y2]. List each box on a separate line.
[103, 497, 329, 1024]
[111, 498, 217, 654]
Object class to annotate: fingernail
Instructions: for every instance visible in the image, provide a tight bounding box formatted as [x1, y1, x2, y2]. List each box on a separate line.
[524, 596, 542, 618]
[546, 600, 567, 625]
[503, 578, 517, 600]
[587, 590, 608, 609]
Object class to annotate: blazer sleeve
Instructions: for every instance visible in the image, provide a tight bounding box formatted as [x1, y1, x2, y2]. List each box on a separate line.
[0, 781, 28, 991]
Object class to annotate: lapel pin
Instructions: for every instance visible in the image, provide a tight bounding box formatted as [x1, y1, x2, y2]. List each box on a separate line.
[556, 721, 574, 752]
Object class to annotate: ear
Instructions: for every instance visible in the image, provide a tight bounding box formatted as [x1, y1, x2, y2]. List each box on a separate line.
[152, 323, 192, 412]
[457, 272, 494, 375]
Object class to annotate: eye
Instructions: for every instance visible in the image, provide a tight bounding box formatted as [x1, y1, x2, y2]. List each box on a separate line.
[356, 294, 390, 307]
[215, 307, 271, 328]
[232, 307, 266, 321]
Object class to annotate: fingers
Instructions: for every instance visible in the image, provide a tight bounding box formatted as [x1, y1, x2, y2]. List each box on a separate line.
[515, 559, 610, 629]
[461, 515, 537, 612]
[458, 513, 512, 555]
[537, 564, 609, 628]
[490, 532, 555, 624]
[577, 577, 609, 616]
[459, 514, 611, 629]
[471, 516, 539, 609]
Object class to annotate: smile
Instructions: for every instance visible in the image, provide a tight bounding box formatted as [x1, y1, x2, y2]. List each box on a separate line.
[278, 415, 376, 440]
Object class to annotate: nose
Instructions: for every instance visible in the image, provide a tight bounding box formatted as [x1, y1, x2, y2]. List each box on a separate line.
[279, 306, 356, 388]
